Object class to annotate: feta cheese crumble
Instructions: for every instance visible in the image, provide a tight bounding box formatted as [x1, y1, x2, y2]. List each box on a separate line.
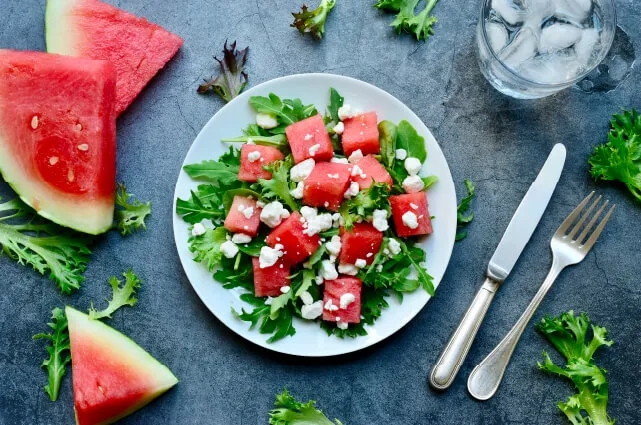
[355, 259, 367, 268]
[350, 164, 364, 177]
[221, 240, 239, 259]
[340, 293, 356, 309]
[326, 235, 342, 257]
[231, 233, 252, 244]
[256, 112, 278, 129]
[402, 175, 425, 193]
[376, 264, 383, 273]
[404, 157, 422, 175]
[290, 158, 315, 182]
[338, 263, 359, 276]
[320, 260, 338, 280]
[324, 299, 339, 312]
[259, 244, 284, 268]
[332, 213, 343, 228]
[290, 182, 304, 199]
[303, 213, 333, 236]
[410, 203, 419, 210]
[338, 104, 355, 121]
[330, 157, 349, 164]
[304, 134, 314, 141]
[242, 206, 254, 219]
[191, 223, 206, 237]
[264, 297, 273, 306]
[280, 286, 291, 294]
[308, 143, 321, 156]
[402, 211, 419, 229]
[395, 148, 407, 160]
[337, 321, 349, 330]
[248, 150, 261, 163]
[301, 301, 324, 320]
[300, 206, 318, 221]
[260, 201, 290, 228]
[333, 121, 344, 134]
[388, 238, 402, 256]
[299, 291, 314, 306]
[343, 181, 360, 199]
[372, 209, 389, 232]
[348, 149, 364, 164]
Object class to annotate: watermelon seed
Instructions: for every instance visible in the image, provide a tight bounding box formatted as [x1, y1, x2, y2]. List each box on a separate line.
[68, 169, 75, 182]
[49, 156, 59, 166]
[31, 116, 39, 129]
[76, 123, 83, 131]
[77, 144, 89, 151]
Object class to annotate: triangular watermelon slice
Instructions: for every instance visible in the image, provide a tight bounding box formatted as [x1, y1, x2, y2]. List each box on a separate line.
[66, 307, 179, 425]
[45, 0, 184, 115]
[0, 50, 116, 235]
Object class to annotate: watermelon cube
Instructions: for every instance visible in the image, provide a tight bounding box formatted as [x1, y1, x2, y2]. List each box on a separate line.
[252, 257, 290, 297]
[303, 162, 351, 211]
[238, 144, 284, 182]
[341, 112, 380, 156]
[339, 223, 383, 265]
[351, 155, 393, 189]
[322, 277, 362, 324]
[389, 192, 433, 237]
[285, 115, 333, 164]
[266, 211, 320, 265]
[223, 196, 261, 236]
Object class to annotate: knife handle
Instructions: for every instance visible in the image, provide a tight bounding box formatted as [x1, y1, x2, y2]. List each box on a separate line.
[429, 277, 500, 390]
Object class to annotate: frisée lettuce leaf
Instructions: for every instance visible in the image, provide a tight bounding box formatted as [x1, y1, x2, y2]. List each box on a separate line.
[269, 388, 344, 425]
[88, 269, 142, 320]
[291, 0, 337, 41]
[33, 307, 71, 401]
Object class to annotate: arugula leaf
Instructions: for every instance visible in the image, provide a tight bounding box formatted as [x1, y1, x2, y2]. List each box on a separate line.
[537, 311, 615, 425]
[233, 293, 296, 343]
[291, 0, 337, 41]
[256, 157, 299, 210]
[0, 198, 92, 294]
[183, 152, 241, 186]
[114, 183, 151, 236]
[249, 94, 317, 128]
[221, 134, 288, 149]
[396, 120, 426, 162]
[176, 185, 226, 225]
[269, 388, 344, 425]
[383, 0, 440, 41]
[339, 183, 391, 229]
[198, 40, 248, 102]
[214, 255, 255, 292]
[190, 227, 229, 271]
[88, 269, 141, 320]
[400, 239, 434, 295]
[378, 120, 398, 169]
[33, 307, 71, 401]
[456, 179, 476, 241]
[326, 87, 344, 123]
[589, 109, 641, 202]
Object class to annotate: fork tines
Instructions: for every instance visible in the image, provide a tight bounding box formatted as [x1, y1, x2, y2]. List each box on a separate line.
[557, 192, 616, 249]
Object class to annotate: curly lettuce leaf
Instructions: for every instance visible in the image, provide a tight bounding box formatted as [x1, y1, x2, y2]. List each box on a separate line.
[88, 269, 142, 320]
[456, 179, 476, 241]
[377, 0, 439, 41]
[33, 307, 71, 401]
[291, 0, 337, 40]
[270, 388, 344, 425]
[256, 157, 299, 210]
[114, 183, 151, 236]
[198, 40, 248, 102]
[190, 227, 229, 272]
[339, 183, 391, 229]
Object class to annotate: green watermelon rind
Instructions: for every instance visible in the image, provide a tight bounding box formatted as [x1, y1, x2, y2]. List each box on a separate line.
[45, 0, 80, 55]
[65, 306, 179, 425]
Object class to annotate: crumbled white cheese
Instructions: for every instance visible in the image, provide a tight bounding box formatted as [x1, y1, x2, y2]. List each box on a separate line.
[303, 213, 333, 236]
[260, 201, 290, 228]
[395, 148, 407, 160]
[290, 182, 304, 199]
[300, 206, 318, 221]
[338, 263, 359, 276]
[355, 259, 367, 268]
[351, 164, 364, 177]
[259, 244, 284, 268]
[388, 238, 402, 256]
[299, 291, 314, 305]
[320, 260, 338, 280]
[366, 253, 373, 258]
[333, 121, 344, 134]
[344, 182, 360, 199]
[340, 293, 356, 309]
[372, 209, 389, 232]
[337, 321, 349, 330]
[404, 157, 422, 176]
[338, 104, 355, 121]
[376, 264, 383, 273]
[330, 157, 349, 164]
[191, 223, 206, 237]
[290, 158, 315, 182]
[237, 204, 245, 212]
[256, 112, 278, 129]
[301, 301, 324, 319]
[326, 235, 342, 257]
[348, 149, 364, 164]
[324, 201, 329, 208]
[410, 203, 419, 210]
[332, 213, 343, 228]
[324, 299, 339, 312]
[248, 150, 261, 163]
[402, 211, 419, 229]
[221, 240, 239, 259]
[403, 175, 425, 193]
[242, 206, 254, 219]
[264, 297, 273, 306]
[308, 143, 321, 156]
[315, 275, 324, 285]
[304, 133, 314, 141]
[231, 233, 252, 244]
[280, 286, 291, 294]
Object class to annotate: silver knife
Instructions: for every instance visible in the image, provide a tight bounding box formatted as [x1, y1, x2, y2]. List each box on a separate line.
[429, 143, 566, 391]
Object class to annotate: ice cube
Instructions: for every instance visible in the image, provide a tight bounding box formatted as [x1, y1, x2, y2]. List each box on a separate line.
[540, 24, 583, 53]
[491, 0, 525, 25]
[574, 28, 600, 65]
[499, 27, 538, 70]
[555, 0, 592, 24]
[519, 52, 582, 84]
[486, 22, 509, 53]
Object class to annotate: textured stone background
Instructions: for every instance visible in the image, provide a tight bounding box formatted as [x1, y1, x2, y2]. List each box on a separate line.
[1, 0, 640, 424]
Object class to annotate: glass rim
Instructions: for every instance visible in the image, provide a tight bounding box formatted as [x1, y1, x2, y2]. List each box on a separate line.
[479, 0, 618, 89]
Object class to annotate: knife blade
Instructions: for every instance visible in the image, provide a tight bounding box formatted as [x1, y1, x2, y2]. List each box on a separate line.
[429, 143, 566, 391]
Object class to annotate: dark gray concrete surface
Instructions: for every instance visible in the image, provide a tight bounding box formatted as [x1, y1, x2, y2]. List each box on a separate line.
[1, 1, 640, 424]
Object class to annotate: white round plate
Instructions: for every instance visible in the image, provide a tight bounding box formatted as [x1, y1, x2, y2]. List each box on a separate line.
[173, 74, 457, 357]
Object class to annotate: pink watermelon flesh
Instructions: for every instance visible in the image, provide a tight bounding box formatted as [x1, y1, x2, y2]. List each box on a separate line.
[322, 277, 362, 323]
[224, 196, 261, 237]
[389, 192, 433, 237]
[46, 0, 184, 115]
[339, 223, 383, 266]
[341, 112, 380, 156]
[285, 115, 334, 164]
[302, 162, 351, 211]
[66, 307, 178, 425]
[0, 50, 117, 234]
[252, 257, 291, 297]
[351, 154, 393, 189]
[266, 211, 320, 265]
[238, 144, 284, 182]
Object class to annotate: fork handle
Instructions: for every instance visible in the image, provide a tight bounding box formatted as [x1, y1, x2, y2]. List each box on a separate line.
[467, 259, 564, 400]
[429, 277, 501, 390]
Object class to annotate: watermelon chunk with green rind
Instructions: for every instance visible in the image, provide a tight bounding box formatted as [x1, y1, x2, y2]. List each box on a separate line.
[45, 0, 184, 115]
[66, 307, 178, 425]
[0, 50, 117, 235]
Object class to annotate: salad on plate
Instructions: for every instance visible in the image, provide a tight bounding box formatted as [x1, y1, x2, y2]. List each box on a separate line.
[176, 87, 439, 343]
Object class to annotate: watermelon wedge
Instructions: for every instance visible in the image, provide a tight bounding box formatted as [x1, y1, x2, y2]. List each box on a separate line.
[0, 50, 117, 235]
[66, 307, 178, 425]
[46, 0, 184, 115]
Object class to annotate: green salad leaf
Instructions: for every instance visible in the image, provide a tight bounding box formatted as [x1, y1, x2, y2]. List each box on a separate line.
[269, 388, 344, 425]
[325, 87, 345, 124]
[249, 93, 317, 129]
[114, 183, 152, 236]
[221, 133, 288, 149]
[233, 293, 296, 343]
[339, 183, 391, 229]
[198, 40, 249, 103]
[537, 311, 615, 425]
[176, 185, 226, 225]
[182, 149, 241, 185]
[88, 269, 142, 320]
[0, 197, 92, 294]
[377, 0, 440, 41]
[190, 227, 229, 272]
[456, 179, 476, 241]
[33, 307, 71, 401]
[589, 109, 641, 202]
[378, 120, 398, 169]
[256, 157, 299, 210]
[291, 0, 337, 41]
[213, 255, 255, 292]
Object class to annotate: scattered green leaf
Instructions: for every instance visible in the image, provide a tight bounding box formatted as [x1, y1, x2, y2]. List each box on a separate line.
[88, 269, 142, 320]
[198, 40, 248, 102]
[33, 307, 71, 401]
[456, 179, 475, 241]
[377, 0, 440, 41]
[269, 388, 344, 425]
[114, 183, 151, 236]
[291, 0, 337, 41]
[190, 227, 229, 271]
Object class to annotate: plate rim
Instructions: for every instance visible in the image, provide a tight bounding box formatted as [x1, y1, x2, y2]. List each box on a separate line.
[172, 73, 457, 357]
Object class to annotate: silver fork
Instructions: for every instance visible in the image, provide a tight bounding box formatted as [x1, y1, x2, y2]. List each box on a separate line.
[467, 192, 615, 400]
